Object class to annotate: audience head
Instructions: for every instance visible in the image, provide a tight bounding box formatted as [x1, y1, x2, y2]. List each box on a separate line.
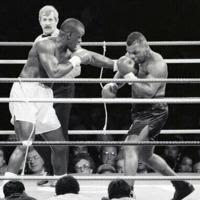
[27, 148, 45, 175]
[55, 175, 80, 195]
[73, 153, 95, 174]
[100, 146, 118, 165]
[193, 162, 200, 173]
[178, 156, 193, 172]
[108, 179, 131, 199]
[3, 181, 25, 198]
[164, 146, 180, 159]
[72, 146, 88, 156]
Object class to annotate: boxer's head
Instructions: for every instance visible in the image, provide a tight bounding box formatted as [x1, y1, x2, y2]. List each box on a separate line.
[126, 32, 150, 64]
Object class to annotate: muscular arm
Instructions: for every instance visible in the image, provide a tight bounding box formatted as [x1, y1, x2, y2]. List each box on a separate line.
[72, 48, 114, 69]
[132, 61, 168, 98]
[36, 40, 74, 78]
[89, 51, 114, 69]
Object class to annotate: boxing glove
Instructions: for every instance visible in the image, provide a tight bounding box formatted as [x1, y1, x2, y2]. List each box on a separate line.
[102, 83, 119, 98]
[66, 64, 81, 78]
[117, 56, 137, 80]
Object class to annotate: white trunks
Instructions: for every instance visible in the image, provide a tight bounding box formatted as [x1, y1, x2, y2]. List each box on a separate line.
[9, 82, 61, 134]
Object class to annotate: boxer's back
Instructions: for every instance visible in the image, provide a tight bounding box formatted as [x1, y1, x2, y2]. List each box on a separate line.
[20, 39, 55, 79]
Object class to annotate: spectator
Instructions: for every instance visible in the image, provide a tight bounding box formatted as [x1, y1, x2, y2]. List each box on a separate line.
[3, 181, 36, 200]
[0, 147, 7, 175]
[97, 164, 116, 174]
[162, 146, 181, 171]
[100, 146, 118, 166]
[26, 148, 47, 175]
[178, 156, 193, 173]
[104, 179, 132, 200]
[193, 162, 200, 173]
[47, 175, 92, 200]
[71, 153, 95, 174]
[72, 146, 89, 156]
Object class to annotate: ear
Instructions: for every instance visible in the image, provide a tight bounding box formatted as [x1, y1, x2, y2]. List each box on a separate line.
[67, 32, 72, 40]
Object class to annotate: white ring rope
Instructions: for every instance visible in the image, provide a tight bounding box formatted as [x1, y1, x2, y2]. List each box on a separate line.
[99, 41, 108, 131]
[1, 41, 200, 46]
[0, 140, 199, 146]
[0, 175, 199, 181]
[0, 97, 200, 104]
[0, 129, 200, 135]
[0, 78, 200, 83]
[1, 59, 200, 64]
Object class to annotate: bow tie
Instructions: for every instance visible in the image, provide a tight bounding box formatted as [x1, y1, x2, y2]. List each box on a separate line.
[42, 34, 51, 38]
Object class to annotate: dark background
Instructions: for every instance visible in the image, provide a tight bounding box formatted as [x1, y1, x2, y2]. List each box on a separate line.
[0, 0, 200, 132]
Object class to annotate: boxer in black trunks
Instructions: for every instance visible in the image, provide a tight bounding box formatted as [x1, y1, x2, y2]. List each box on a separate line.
[102, 32, 194, 200]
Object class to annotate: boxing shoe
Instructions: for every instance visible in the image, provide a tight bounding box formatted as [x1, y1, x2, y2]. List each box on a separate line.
[171, 181, 194, 200]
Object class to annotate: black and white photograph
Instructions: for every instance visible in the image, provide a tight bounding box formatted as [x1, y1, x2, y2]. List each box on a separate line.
[0, 1, 200, 199]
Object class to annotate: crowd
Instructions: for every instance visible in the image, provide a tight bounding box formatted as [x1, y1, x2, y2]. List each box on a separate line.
[1, 142, 200, 177]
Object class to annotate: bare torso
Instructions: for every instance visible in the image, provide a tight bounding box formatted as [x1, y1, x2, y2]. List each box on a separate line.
[19, 37, 71, 79]
[132, 51, 167, 98]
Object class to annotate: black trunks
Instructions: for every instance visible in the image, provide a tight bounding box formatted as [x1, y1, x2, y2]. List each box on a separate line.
[128, 103, 168, 140]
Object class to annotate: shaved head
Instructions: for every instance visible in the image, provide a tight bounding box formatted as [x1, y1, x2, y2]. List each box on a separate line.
[60, 18, 84, 33]
[126, 32, 147, 46]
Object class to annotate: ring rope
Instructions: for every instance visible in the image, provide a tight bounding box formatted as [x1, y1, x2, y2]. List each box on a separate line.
[0, 141, 199, 146]
[99, 41, 108, 131]
[1, 97, 200, 104]
[1, 41, 200, 46]
[0, 78, 200, 83]
[1, 59, 200, 64]
[1, 129, 200, 135]
[0, 175, 199, 181]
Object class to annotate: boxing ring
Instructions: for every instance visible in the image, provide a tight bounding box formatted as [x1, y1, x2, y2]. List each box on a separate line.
[0, 41, 200, 200]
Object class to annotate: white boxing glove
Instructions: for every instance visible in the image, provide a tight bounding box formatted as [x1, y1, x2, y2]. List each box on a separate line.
[66, 64, 81, 78]
[117, 56, 137, 84]
[102, 83, 119, 98]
